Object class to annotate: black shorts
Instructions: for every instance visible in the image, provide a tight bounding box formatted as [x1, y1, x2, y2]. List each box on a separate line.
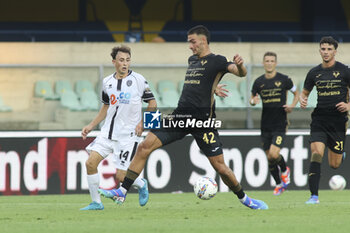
[261, 127, 286, 151]
[310, 115, 347, 154]
[151, 127, 223, 157]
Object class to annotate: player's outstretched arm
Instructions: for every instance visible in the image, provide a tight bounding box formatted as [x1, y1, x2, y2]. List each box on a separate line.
[299, 89, 310, 109]
[228, 54, 247, 77]
[215, 84, 229, 97]
[81, 104, 108, 140]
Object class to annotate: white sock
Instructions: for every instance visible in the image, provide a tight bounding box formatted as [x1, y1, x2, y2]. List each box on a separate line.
[119, 186, 127, 195]
[132, 177, 145, 189]
[239, 194, 247, 203]
[87, 173, 101, 203]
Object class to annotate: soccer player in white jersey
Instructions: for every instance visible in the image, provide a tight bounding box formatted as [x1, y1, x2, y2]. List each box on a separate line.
[80, 45, 156, 210]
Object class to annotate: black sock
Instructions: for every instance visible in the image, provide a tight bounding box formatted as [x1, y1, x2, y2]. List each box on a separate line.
[121, 169, 140, 191]
[230, 183, 245, 199]
[121, 177, 135, 191]
[308, 161, 321, 196]
[277, 154, 287, 172]
[269, 160, 281, 185]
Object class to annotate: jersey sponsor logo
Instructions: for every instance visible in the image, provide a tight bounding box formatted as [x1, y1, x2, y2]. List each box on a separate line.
[333, 71, 340, 78]
[316, 74, 322, 78]
[275, 81, 281, 87]
[110, 92, 131, 105]
[144, 110, 161, 129]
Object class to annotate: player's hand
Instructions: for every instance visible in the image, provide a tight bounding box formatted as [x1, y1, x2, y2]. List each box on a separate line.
[81, 125, 93, 140]
[215, 84, 229, 97]
[135, 121, 144, 137]
[299, 95, 308, 109]
[335, 102, 350, 112]
[283, 104, 294, 113]
[233, 54, 244, 67]
[250, 94, 260, 105]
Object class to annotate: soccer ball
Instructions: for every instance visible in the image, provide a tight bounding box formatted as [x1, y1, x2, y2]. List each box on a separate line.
[193, 177, 218, 200]
[329, 175, 346, 190]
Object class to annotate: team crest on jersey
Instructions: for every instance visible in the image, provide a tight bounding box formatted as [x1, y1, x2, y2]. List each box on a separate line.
[275, 81, 281, 87]
[333, 71, 340, 78]
[201, 60, 207, 66]
[127, 80, 132, 86]
[108, 84, 112, 89]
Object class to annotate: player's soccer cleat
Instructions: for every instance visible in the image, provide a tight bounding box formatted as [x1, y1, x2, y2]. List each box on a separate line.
[98, 188, 119, 199]
[138, 178, 149, 206]
[273, 184, 285, 195]
[112, 188, 127, 205]
[281, 166, 291, 187]
[242, 196, 269, 210]
[80, 202, 104, 210]
[305, 195, 319, 204]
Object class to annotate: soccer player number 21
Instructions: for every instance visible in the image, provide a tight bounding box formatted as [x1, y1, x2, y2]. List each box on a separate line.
[203, 132, 216, 144]
[334, 141, 343, 151]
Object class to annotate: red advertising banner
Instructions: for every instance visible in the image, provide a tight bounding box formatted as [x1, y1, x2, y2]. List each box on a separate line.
[0, 131, 349, 195]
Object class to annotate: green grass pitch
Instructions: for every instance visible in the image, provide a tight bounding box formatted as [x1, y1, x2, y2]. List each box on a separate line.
[1, 190, 350, 233]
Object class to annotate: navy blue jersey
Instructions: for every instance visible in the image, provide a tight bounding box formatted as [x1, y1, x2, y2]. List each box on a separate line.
[304, 61, 350, 117]
[252, 72, 294, 129]
[177, 53, 233, 119]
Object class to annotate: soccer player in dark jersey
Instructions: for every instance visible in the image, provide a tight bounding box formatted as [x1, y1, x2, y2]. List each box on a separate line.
[250, 52, 299, 195]
[99, 25, 268, 209]
[299, 36, 350, 204]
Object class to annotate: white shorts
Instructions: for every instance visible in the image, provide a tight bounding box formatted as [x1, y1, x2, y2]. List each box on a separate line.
[86, 135, 142, 170]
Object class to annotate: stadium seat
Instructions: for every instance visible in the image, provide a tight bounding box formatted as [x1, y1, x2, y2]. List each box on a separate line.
[80, 91, 99, 110]
[160, 90, 179, 108]
[223, 89, 245, 108]
[55, 80, 74, 96]
[239, 80, 249, 105]
[34, 81, 60, 100]
[60, 90, 86, 111]
[0, 95, 12, 112]
[214, 96, 227, 109]
[157, 80, 177, 94]
[287, 90, 300, 107]
[75, 80, 95, 97]
[220, 80, 237, 90]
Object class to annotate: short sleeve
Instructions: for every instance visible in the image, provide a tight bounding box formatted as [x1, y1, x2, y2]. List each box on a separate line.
[140, 79, 155, 103]
[216, 55, 234, 72]
[285, 76, 294, 90]
[251, 79, 259, 96]
[303, 70, 315, 91]
[345, 66, 350, 86]
[101, 82, 109, 104]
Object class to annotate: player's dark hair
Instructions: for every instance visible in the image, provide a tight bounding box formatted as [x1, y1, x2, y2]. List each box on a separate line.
[111, 45, 131, 59]
[319, 36, 338, 50]
[263, 51, 277, 61]
[187, 25, 211, 44]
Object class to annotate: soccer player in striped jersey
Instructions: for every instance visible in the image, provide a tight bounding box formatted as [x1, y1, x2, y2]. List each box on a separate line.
[80, 45, 156, 210]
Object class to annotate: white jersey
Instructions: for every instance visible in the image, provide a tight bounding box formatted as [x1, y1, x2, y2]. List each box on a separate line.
[100, 70, 154, 140]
